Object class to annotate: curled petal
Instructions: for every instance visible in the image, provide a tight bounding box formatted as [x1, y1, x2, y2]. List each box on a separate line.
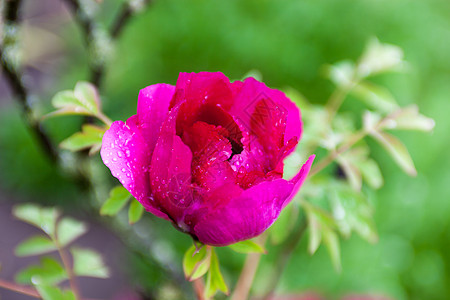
[193, 155, 314, 246]
[101, 117, 169, 220]
[150, 106, 194, 225]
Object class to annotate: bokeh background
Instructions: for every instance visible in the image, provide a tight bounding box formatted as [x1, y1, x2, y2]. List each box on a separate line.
[1, 0, 449, 299]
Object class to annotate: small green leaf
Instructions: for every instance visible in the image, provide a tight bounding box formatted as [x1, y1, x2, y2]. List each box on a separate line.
[270, 203, 299, 245]
[352, 81, 399, 113]
[241, 69, 262, 81]
[128, 199, 144, 224]
[100, 186, 132, 216]
[336, 155, 362, 191]
[389, 105, 435, 132]
[228, 240, 266, 254]
[307, 213, 322, 255]
[34, 284, 75, 300]
[357, 37, 405, 78]
[16, 257, 67, 285]
[72, 248, 109, 278]
[370, 131, 417, 176]
[204, 249, 228, 299]
[302, 201, 337, 256]
[322, 227, 341, 272]
[327, 60, 355, 88]
[60, 124, 105, 153]
[13, 204, 59, 236]
[359, 159, 384, 189]
[15, 235, 57, 257]
[57, 217, 88, 247]
[73, 81, 100, 114]
[183, 245, 211, 281]
[52, 90, 90, 112]
[363, 110, 382, 132]
[330, 184, 378, 244]
[47, 82, 100, 119]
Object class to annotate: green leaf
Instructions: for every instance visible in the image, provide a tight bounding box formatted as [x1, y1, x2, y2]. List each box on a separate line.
[100, 186, 131, 216]
[336, 155, 362, 191]
[359, 159, 384, 189]
[34, 284, 75, 300]
[370, 131, 417, 176]
[352, 81, 399, 113]
[128, 198, 144, 224]
[363, 110, 382, 132]
[15, 235, 57, 257]
[52, 90, 90, 112]
[16, 257, 67, 285]
[303, 201, 343, 271]
[389, 105, 435, 132]
[330, 184, 378, 244]
[71, 248, 109, 278]
[327, 60, 355, 88]
[13, 204, 59, 236]
[183, 245, 211, 281]
[204, 249, 228, 299]
[47, 82, 100, 119]
[57, 217, 88, 247]
[73, 81, 100, 114]
[241, 69, 262, 81]
[60, 124, 105, 153]
[322, 227, 341, 272]
[357, 37, 405, 78]
[228, 240, 266, 254]
[270, 203, 299, 245]
[307, 212, 322, 255]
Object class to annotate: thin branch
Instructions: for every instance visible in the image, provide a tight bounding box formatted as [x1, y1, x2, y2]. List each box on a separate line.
[62, 0, 152, 87]
[0, 0, 59, 163]
[309, 130, 367, 177]
[231, 234, 267, 300]
[61, 0, 103, 86]
[56, 242, 81, 300]
[231, 252, 263, 300]
[0, 278, 41, 299]
[110, 0, 151, 39]
[193, 278, 205, 300]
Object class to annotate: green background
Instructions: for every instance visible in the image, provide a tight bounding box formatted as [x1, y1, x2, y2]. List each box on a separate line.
[1, 0, 449, 299]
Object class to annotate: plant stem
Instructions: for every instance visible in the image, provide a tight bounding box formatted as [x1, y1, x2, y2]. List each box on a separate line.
[97, 112, 113, 127]
[62, 0, 152, 88]
[0, 0, 59, 163]
[193, 278, 205, 300]
[231, 235, 267, 300]
[0, 278, 41, 298]
[325, 86, 349, 121]
[55, 241, 81, 300]
[309, 130, 368, 177]
[110, 0, 152, 39]
[231, 252, 263, 300]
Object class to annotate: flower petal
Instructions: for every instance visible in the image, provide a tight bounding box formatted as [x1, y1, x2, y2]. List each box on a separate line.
[149, 106, 194, 225]
[137, 83, 175, 151]
[192, 178, 293, 246]
[192, 154, 315, 246]
[101, 117, 169, 220]
[230, 77, 302, 154]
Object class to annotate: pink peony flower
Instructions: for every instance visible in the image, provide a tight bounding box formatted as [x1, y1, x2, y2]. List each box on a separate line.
[101, 72, 314, 246]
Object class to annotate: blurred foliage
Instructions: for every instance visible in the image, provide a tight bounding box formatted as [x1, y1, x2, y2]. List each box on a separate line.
[1, 0, 450, 299]
[9, 204, 109, 300]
